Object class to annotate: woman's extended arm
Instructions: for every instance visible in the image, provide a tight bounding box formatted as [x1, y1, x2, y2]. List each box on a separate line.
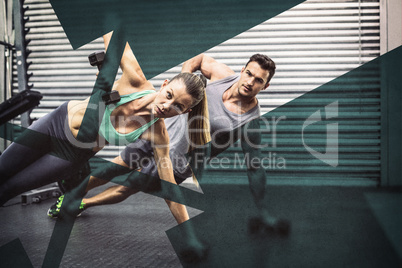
[142, 121, 207, 260]
[148, 122, 190, 223]
[103, 31, 154, 93]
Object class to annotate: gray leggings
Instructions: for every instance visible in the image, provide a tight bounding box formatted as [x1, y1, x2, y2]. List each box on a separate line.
[120, 140, 190, 185]
[0, 102, 94, 205]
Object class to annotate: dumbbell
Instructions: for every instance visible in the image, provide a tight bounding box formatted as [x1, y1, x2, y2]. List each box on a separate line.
[88, 51, 120, 105]
[88, 51, 105, 70]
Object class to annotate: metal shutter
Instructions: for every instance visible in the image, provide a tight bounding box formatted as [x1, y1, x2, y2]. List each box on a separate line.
[21, 0, 380, 185]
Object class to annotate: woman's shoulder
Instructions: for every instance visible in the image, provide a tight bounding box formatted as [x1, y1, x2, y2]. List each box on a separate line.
[116, 89, 157, 108]
[67, 98, 90, 112]
[116, 86, 156, 97]
[114, 75, 156, 95]
[120, 88, 156, 97]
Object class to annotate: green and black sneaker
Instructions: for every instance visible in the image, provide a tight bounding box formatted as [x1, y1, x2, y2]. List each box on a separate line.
[47, 195, 85, 219]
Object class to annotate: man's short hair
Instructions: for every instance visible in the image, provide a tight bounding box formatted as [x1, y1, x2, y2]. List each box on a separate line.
[246, 54, 276, 83]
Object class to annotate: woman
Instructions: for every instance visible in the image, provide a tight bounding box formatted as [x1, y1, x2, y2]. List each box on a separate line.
[0, 32, 210, 213]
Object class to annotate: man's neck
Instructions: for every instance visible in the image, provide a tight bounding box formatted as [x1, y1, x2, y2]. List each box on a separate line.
[222, 82, 258, 114]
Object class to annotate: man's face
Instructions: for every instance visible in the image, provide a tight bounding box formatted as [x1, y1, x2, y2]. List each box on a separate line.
[152, 79, 193, 118]
[237, 61, 270, 98]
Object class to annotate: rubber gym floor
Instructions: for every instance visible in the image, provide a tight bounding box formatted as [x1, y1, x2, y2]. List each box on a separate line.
[0, 181, 401, 268]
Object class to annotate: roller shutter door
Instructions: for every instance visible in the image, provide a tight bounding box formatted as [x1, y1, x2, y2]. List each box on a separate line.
[19, 0, 380, 185]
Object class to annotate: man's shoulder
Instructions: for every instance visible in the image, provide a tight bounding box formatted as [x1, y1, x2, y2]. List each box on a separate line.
[207, 74, 239, 87]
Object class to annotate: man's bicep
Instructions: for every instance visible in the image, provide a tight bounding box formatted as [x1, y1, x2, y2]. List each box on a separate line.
[201, 56, 235, 81]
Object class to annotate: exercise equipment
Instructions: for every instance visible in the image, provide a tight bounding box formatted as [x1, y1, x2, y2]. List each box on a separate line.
[88, 50, 105, 69]
[0, 90, 42, 125]
[88, 50, 121, 105]
[13, 0, 34, 127]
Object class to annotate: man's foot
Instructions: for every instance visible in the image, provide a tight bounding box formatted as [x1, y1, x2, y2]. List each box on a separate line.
[178, 240, 209, 263]
[47, 195, 85, 219]
[248, 216, 291, 236]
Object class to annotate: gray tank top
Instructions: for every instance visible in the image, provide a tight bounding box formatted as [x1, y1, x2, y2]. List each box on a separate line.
[164, 74, 261, 177]
[206, 74, 260, 134]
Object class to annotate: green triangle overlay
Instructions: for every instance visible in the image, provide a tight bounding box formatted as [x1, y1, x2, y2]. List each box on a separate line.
[3, 0, 308, 266]
[0, 239, 33, 268]
[167, 45, 402, 267]
[1, 0, 400, 265]
[49, 0, 304, 79]
[1, 46, 400, 266]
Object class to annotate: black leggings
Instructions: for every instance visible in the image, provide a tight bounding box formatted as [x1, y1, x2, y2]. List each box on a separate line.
[0, 102, 94, 205]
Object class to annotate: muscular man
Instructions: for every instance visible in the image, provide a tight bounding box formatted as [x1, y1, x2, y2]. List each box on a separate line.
[49, 53, 290, 234]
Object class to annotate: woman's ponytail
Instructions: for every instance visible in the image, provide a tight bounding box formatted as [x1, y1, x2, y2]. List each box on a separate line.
[187, 75, 210, 152]
[186, 74, 210, 187]
[171, 72, 210, 187]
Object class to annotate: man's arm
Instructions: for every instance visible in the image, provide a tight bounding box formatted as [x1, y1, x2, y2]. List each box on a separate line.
[181, 54, 235, 82]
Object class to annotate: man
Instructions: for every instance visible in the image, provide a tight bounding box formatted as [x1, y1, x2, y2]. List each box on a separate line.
[49, 53, 289, 235]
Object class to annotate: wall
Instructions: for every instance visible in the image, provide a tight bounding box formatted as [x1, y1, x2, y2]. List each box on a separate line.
[380, 0, 402, 186]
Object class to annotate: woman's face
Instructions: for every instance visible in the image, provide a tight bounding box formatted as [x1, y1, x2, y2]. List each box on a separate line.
[152, 79, 193, 118]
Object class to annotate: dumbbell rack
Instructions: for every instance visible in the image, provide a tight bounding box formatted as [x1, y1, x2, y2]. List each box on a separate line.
[4, 0, 58, 206]
[12, 0, 34, 127]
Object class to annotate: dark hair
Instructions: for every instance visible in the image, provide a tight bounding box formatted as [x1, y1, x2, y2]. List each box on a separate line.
[245, 54, 276, 84]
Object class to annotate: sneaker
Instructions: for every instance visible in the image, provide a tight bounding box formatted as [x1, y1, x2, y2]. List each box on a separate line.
[47, 195, 85, 219]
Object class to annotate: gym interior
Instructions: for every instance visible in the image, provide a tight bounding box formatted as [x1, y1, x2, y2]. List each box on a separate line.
[0, 0, 401, 267]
